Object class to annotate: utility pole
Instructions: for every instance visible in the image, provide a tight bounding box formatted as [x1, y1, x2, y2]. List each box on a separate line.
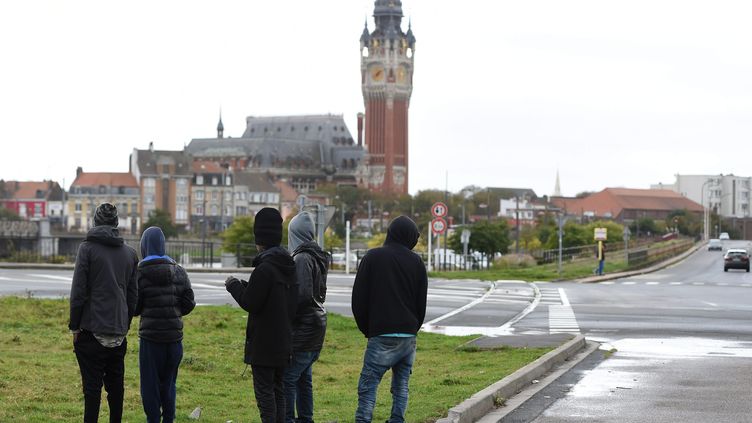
[557, 212, 564, 278]
[515, 196, 521, 254]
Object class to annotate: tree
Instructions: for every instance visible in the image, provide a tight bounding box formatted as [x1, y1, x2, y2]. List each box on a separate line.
[142, 209, 178, 239]
[630, 217, 658, 237]
[222, 216, 255, 265]
[666, 209, 701, 237]
[0, 206, 21, 221]
[448, 220, 510, 260]
[519, 224, 541, 252]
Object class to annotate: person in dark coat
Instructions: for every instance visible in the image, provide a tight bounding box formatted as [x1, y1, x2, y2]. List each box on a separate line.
[135, 226, 195, 423]
[283, 211, 329, 423]
[351, 215, 428, 423]
[69, 203, 139, 423]
[225, 207, 297, 423]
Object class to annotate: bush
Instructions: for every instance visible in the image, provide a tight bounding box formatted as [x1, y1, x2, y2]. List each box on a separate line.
[494, 254, 537, 269]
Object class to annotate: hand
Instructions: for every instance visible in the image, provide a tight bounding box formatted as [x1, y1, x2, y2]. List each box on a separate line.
[72, 331, 80, 344]
[225, 276, 239, 289]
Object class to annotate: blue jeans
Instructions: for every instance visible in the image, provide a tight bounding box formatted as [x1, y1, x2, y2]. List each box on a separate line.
[597, 259, 605, 275]
[283, 350, 320, 423]
[355, 336, 416, 423]
[139, 338, 183, 423]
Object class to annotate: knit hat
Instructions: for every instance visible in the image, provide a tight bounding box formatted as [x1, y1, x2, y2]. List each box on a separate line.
[254, 207, 283, 247]
[94, 203, 119, 227]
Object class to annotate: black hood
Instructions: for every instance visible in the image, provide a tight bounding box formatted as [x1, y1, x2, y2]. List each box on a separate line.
[253, 246, 296, 277]
[86, 225, 124, 247]
[384, 216, 420, 250]
[293, 240, 330, 274]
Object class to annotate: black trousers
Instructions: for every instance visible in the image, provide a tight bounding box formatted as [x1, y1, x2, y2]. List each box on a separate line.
[251, 365, 286, 423]
[74, 331, 127, 423]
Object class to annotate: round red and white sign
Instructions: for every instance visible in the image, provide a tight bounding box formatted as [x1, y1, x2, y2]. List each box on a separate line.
[431, 202, 448, 218]
[431, 217, 447, 235]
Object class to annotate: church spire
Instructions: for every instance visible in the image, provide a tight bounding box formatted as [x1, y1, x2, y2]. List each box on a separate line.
[217, 110, 224, 139]
[554, 170, 562, 197]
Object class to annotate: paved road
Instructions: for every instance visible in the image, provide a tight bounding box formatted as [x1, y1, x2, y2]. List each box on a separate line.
[2, 242, 751, 422]
[505, 241, 752, 423]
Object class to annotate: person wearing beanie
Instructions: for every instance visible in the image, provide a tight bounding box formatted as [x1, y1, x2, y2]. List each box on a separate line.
[225, 207, 298, 422]
[69, 203, 139, 423]
[135, 226, 195, 423]
[283, 211, 329, 423]
[351, 216, 428, 423]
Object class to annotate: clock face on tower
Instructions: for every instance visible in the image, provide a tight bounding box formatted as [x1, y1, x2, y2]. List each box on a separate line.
[370, 66, 384, 82]
[396, 66, 407, 84]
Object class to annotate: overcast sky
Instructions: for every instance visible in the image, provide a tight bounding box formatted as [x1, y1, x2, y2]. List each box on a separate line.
[2, 0, 751, 197]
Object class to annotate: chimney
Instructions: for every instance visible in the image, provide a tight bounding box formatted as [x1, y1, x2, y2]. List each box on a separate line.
[76, 167, 83, 177]
[357, 113, 364, 147]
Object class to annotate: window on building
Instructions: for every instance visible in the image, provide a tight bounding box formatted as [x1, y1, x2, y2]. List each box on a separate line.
[33, 203, 42, 217]
[196, 175, 204, 185]
[226, 176, 232, 186]
[225, 192, 232, 202]
[212, 191, 219, 201]
[75, 203, 82, 212]
[212, 177, 218, 186]
[196, 205, 203, 215]
[211, 205, 218, 216]
[195, 190, 204, 201]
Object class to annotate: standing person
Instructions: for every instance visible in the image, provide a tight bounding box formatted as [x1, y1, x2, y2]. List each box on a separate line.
[284, 211, 329, 423]
[225, 207, 297, 423]
[135, 226, 195, 423]
[596, 241, 606, 276]
[351, 216, 428, 423]
[69, 203, 139, 423]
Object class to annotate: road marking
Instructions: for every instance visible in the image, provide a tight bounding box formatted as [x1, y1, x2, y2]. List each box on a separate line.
[558, 288, 570, 307]
[0, 276, 12, 281]
[692, 282, 705, 286]
[702, 301, 718, 307]
[601, 281, 615, 285]
[646, 282, 660, 285]
[28, 274, 70, 281]
[622, 281, 636, 285]
[496, 284, 541, 332]
[191, 283, 224, 290]
[423, 282, 496, 326]
[549, 305, 580, 334]
[670, 282, 682, 285]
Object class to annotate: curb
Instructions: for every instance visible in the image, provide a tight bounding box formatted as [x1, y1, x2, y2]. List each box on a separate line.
[436, 334, 587, 423]
[572, 241, 704, 284]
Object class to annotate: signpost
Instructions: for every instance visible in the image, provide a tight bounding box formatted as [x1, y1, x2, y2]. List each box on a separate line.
[461, 229, 471, 270]
[431, 202, 448, 270]
[431, 202, 448, 219]
[431, 217, 447, 235]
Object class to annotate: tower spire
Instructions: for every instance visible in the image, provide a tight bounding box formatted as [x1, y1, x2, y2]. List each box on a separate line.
[554, 170, 562, 197]
[217, 109, 224, 139]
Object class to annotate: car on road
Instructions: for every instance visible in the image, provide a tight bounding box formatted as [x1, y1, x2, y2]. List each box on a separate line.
[708, 239, 723, 251]
[723, 248, 749, 272]
[719, 232, 730, 241]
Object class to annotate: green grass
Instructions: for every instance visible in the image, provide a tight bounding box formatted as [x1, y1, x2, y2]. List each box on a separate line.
[431, 258, 630, 282]
[0, 297, 551, 422]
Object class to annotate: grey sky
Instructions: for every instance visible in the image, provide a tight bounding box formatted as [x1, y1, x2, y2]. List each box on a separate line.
[1, 0, 751, 197]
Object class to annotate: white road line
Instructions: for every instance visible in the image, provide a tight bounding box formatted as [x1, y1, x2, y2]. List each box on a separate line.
[692, 282, 705, 286]
[601, 281, 615, 285]
[702, 301, 718, 307]
[423, 282, 496, 326]
[558, 288, 570, 307]
[0, 276, 12, 281]
[191, 283, 224, 290]
[28, 274, 71, 281]
[670, 282, 682, 285]
[549, 304, 580, 334]
[646, 282, 660, 285]
[622, 281, 636, 285]
[496, 283, 541, 332]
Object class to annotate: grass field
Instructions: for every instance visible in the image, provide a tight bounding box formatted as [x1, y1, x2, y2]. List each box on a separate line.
[431, 257, 630, 282]
[0, 297, 551, 422]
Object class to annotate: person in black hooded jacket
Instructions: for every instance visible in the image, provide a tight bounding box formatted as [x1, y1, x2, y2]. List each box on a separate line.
[69, 203, 139, 423]
[225, 207, 297, 423]
[135, 226, 195, 423]
[351, 215, 428, 423]
[283, 211, 329, 423]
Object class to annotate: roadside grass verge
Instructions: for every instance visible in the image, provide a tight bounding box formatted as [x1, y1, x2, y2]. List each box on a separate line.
[431, 258, 629, 282]
[0, 297, 551, 422]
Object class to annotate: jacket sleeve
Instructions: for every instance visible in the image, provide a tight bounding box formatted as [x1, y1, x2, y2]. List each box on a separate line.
[295, 255, 314, 308]
[134, 271, 144, 317]
[69, 243, 90, 331]
[227, 267, 271, 315]
[319, 255, 328, 303]
[127, 252, 139, 321]
[351, 254, 370, 336]
[415, 259, 428, 328]
[177, 266, 196, 316]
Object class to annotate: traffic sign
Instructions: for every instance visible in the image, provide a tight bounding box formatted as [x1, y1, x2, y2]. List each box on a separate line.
[594, 227, 608, 241]
[431, 202, 448, 218]
[431, 217, 447, 235]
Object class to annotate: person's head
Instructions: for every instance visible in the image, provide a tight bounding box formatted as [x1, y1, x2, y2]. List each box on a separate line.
[140, 226, 166, 258]
[288, 211, 316, 251]
[254, 207, 283, 250]
[94, 203, 118, 227]
[385, 215, 420, 250]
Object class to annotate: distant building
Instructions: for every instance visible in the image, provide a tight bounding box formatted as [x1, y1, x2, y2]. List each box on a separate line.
[191, 160, 234, 233]
[67, 168, 140, 233]
[360, 0, 415, 194]
[186, 115, 366, 195]
[275, 179, 301, 221]
[0, 180, 64, 222]
[552, 188, 703, 223]
[233, 172, 281, 216]
[652, 174, 752, 218]
[498, 197, 550, 226]
[130, 144, 193, 229]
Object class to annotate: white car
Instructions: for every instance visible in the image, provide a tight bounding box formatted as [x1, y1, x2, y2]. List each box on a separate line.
[719, 232, 730, 241]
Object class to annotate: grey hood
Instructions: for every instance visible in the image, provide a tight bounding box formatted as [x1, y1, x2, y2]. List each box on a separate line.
[288, 211, 317, 252]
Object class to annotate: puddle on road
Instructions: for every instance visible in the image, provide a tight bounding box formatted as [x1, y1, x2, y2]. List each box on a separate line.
[597, 337, 752, 359]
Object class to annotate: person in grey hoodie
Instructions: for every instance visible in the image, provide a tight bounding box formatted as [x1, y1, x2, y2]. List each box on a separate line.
[69, 203, 139, 423]
[283, 211, 329, 423]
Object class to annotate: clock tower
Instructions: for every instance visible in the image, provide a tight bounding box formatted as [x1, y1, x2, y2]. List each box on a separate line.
[360, 0, 415, 194]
